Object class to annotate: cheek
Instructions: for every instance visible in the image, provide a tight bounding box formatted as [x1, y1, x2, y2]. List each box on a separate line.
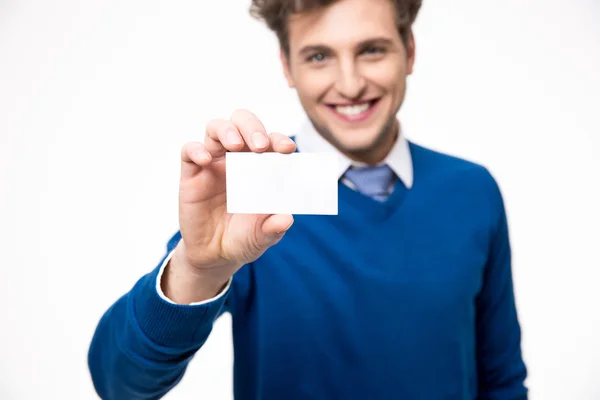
[364, 60, 407, 96]
[295, 69, 334, 103]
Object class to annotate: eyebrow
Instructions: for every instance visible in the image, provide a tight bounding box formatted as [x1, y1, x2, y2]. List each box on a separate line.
[298, 37, 395, 57]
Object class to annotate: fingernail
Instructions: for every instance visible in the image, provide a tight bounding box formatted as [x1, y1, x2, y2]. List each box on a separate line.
[227, 131, 242, 145]
[252, 132, 268, 148]
[276, 220, 294, 234]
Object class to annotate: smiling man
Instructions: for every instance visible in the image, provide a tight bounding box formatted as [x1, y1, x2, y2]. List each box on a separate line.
[88, 0, 528, 399]
[277, 0, 414, 165]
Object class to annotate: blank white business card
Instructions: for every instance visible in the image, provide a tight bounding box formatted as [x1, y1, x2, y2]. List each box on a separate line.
[226, 152, 338, 215]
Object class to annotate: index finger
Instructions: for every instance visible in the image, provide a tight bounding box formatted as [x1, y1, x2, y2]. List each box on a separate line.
[204, 118, 245, 158]
[230, 109, 270, 152]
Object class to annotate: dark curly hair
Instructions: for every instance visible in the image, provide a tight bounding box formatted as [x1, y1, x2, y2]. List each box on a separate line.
[249, 0, 422, 55]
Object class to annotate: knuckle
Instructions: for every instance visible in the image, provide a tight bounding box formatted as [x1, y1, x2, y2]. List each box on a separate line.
[206, 118, 229, 133]
[181, 141, 198, 154]
[231, 109, 261, 128]
[205, 119, 236, 141]
[205, 118, 220, 130]
[230, 108, 251, 120]
[180, 143, 192, 159]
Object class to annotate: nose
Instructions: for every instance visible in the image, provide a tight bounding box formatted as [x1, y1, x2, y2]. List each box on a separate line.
[334, 59, 366, 100]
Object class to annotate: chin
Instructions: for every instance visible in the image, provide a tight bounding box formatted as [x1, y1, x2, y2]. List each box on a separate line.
[332, 130, 383, 153]
[322, 115, 398, 163]
[309, 99, 397, 158]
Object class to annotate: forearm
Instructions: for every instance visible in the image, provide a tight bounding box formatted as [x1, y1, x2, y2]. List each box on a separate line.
[88, 260, 230, 399]
[476, 174, 528, 399]
[88, 294, 191, 400]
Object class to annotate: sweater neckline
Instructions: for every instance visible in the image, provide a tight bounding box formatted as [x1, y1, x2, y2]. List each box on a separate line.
[337, 177, 410, 220]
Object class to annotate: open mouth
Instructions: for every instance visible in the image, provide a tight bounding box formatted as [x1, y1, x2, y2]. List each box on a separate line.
[326, 98, 380, 122]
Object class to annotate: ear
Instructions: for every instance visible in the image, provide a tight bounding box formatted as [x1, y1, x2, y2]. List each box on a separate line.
[406, 30, 416, 75]
[280, 48, 295, 88]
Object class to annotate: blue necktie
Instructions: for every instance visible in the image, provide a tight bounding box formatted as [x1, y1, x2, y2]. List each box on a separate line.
[343, 165, 396, 202]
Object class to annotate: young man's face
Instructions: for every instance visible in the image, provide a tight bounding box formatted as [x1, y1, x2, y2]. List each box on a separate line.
[282, 0, 415, 164]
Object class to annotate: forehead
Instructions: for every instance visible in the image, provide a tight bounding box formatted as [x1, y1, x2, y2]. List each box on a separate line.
[288, 0, 399, 50]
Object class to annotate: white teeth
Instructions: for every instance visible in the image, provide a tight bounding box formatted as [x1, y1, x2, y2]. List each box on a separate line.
[335, 102, 371, 116]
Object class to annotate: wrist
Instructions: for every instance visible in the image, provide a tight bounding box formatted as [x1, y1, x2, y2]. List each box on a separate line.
[162, 244, 232, 304]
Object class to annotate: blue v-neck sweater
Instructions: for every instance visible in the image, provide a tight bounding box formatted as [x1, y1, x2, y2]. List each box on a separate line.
[88, 142, 528, 400]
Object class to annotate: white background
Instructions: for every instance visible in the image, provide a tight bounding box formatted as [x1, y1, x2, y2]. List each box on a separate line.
[1, 0, 599, 399]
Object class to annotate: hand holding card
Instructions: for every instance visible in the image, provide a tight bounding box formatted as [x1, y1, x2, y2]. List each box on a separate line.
[163, 109, 305, 304]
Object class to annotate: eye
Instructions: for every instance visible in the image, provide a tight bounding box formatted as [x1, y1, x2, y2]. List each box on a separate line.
[361, 46, 385, 56]
[307, 52, 327, 63]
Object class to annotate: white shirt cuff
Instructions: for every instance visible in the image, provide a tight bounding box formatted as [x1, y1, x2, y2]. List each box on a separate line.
[155, 249, 232, 306]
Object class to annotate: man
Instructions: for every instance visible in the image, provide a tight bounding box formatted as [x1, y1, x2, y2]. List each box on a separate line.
[88, 0, 528, 398]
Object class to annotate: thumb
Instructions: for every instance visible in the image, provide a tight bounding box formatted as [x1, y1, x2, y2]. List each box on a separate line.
[257, 214, 294, 246]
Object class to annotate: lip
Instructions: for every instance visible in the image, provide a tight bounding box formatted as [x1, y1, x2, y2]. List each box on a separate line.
[326, 98, 381, 123]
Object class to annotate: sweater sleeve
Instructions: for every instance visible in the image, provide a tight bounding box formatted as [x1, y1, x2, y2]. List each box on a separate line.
[87, 232, 231, 400]
[475, 183, 528, 399]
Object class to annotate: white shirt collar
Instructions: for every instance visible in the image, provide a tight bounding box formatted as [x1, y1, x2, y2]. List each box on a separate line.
[293, 119, 414, 189]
